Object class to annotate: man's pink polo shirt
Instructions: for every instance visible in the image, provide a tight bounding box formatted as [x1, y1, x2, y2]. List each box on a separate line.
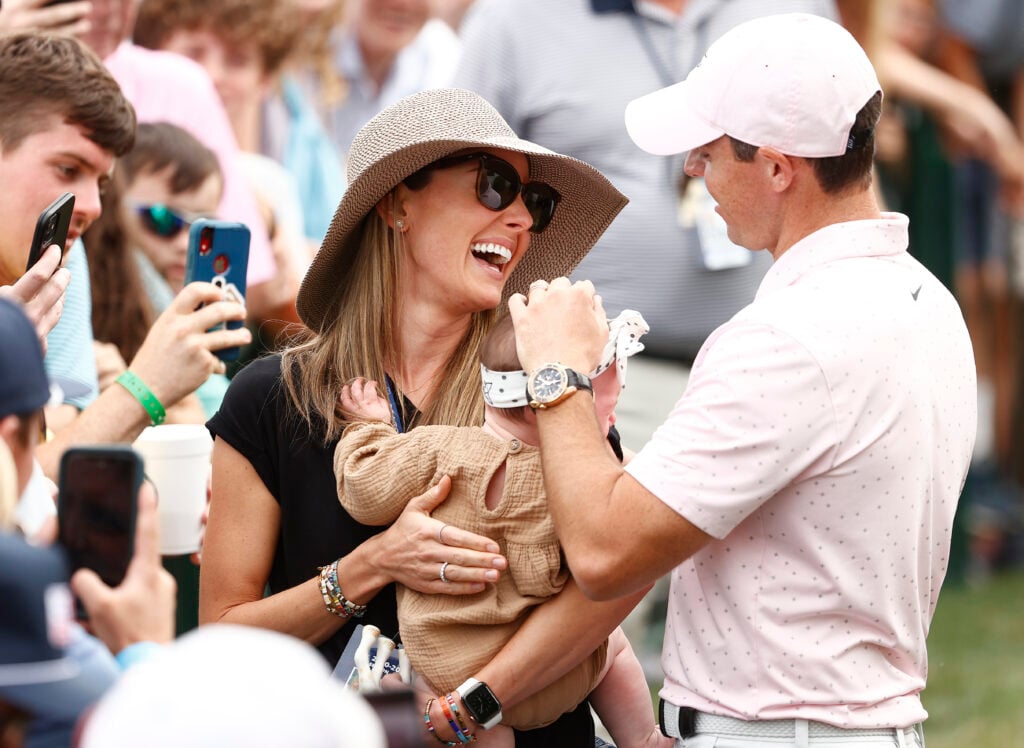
[105, 42, 276, 286]
[627, 214, 976, 727]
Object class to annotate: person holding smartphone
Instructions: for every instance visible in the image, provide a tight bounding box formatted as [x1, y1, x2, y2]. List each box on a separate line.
[0, 297, 177, 748]
[0, 33, 253, 482]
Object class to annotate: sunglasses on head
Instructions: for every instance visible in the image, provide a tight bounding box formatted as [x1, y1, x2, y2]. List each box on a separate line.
[429, 152, 561, 233]
[132, 203, 196, 239]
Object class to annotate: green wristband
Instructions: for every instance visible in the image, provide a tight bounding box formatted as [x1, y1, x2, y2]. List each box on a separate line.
[115, 370, 166, 426]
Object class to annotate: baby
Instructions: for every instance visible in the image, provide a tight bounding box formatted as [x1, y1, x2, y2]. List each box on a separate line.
[334, 310, 666, 747]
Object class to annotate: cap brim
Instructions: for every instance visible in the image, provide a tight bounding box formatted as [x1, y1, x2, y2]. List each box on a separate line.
[625, 80, 724, 156]
[0, 658, 110, 720]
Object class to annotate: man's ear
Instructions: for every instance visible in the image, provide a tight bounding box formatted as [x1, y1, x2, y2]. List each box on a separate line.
[757, 147, 796, 193]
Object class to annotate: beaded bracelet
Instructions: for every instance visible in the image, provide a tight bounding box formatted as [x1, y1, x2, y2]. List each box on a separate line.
[316, 560, 367, 619]
[443, 692, 475, 743]
[115, 370, 166, 426]
[424, 698, 458, 746]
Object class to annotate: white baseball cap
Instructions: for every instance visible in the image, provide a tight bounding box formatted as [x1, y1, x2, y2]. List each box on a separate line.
[624, 13, 881, 158]
[80, 625, 387, 748]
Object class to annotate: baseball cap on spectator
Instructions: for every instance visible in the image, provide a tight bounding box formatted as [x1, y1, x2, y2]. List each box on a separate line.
[0, 532, 110, 719]
[80, 624, 388, 747]
[0, 297, 89, 418]
[624, 13, 881, 158]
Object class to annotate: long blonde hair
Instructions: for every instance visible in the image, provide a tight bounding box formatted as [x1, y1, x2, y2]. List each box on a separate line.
[282, 201, 495, 444]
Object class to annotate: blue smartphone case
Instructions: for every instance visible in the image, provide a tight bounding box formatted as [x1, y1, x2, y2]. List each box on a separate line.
[184, 219, 250, 362]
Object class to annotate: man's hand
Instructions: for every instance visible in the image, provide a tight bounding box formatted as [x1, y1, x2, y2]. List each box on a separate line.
[0, 0, 92, 34]
[71, 482, 177, 654]
[0, 244, 69, 354]
[128, 281, 251, 408]
[508, 277, 608, 375]
[340, 378, 392, 422]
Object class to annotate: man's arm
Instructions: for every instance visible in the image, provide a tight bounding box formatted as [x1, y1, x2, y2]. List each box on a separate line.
[509, 279, 711, 600]
[533, 390, 710, 600]
[38, 283, 250, 478]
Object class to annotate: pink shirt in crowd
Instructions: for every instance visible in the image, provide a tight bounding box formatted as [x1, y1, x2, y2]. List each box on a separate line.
[627, 214, 976, 727]
[104, 42, 276, 286]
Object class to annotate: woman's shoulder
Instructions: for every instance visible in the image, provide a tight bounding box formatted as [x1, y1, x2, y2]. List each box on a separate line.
[216, 354, 287, 422]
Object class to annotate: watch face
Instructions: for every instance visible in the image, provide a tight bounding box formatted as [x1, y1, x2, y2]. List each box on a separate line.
[530, 365, 567, 404]
[464, 683, 501, 723]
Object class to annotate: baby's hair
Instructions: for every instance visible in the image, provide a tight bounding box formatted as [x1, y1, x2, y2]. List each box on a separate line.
[479, 312, 521, 373]
[120, 122, 221, 195]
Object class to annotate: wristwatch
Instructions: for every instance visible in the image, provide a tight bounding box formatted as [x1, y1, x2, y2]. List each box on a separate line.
[456, 678, 503, 730]
[527, 363, 593, 409]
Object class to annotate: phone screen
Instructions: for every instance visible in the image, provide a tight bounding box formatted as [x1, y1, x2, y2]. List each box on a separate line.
[58, 448, 141, 589]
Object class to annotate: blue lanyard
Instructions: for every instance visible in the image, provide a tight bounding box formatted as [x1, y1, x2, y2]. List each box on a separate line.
[384, 375, 405, 434]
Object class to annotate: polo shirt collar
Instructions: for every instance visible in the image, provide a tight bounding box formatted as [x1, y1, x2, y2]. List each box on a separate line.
[756, 212, 910, 300]
[591, 0, 636, 12]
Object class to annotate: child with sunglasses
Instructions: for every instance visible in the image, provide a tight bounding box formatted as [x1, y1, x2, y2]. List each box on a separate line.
[334, 311, 669, 748]
[110, 122, 232, 418]
[120, 123, 223, 306]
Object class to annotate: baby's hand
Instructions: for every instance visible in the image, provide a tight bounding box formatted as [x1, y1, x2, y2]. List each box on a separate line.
[341, 378, 392, 422]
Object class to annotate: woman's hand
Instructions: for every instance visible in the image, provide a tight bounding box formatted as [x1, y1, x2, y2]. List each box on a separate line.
[375, 476, 507, 595]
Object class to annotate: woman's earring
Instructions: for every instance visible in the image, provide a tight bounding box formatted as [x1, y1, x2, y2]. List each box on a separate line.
[395, 218, 406, 231]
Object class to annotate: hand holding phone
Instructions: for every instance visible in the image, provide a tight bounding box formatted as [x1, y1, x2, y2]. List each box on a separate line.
[69, 481, 177, 651]
[25, 192, 74, 273]
[58, 446, 144, 618]
[184, 219, 250, 362]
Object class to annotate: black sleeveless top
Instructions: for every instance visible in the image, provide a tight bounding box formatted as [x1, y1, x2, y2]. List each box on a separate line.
[209, 356, 596, 746]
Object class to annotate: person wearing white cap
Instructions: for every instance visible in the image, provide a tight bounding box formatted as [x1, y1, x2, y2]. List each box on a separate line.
[510, 12, 977, 748]
[79, 625, 388, 748]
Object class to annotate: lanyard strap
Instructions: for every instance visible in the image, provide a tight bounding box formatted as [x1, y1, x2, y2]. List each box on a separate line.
[384, 375, 405, 434]
[630, 11, 678, 88]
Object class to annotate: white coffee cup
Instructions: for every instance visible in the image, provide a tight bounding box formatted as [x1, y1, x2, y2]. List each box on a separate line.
[133, 424, 213, 555]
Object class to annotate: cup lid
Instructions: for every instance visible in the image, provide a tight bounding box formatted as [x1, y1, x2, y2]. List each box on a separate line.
[132, 424, 213, 458]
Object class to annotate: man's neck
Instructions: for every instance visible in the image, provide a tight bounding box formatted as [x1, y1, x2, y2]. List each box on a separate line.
[772, 187, 883, 260]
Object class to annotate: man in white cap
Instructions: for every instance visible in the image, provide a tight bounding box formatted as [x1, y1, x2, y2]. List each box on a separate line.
[510, 13, 976, 747]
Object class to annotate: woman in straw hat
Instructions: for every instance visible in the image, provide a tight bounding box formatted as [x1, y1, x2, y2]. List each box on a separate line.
[201, 88, 633, 745]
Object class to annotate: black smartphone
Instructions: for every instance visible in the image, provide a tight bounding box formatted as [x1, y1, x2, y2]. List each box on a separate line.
[364, 690, 427, 748]
[25, 192, 75, 272]
[184, 218, 250, 362]
[57, 446, 144, 618]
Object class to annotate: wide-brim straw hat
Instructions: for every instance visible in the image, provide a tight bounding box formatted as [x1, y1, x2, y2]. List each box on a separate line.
[297, 88, 628, 332]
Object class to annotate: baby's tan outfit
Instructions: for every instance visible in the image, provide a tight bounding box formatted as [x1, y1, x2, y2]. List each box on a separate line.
[335, 422, 607, 729]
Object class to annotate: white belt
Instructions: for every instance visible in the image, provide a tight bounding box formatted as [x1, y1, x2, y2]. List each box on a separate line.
[659, 700, 918, 741]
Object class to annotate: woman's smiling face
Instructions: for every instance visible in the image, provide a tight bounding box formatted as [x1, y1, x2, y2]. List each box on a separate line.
[393, 148, 535, 316]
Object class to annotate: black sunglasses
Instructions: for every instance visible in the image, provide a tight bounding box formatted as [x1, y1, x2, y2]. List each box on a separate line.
[132, 203, 197, 239]
[429, 152, 561, 233]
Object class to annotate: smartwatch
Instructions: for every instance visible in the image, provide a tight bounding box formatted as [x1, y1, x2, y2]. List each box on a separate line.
[527, 363, 592, 410]
[455, 678, 503, 730]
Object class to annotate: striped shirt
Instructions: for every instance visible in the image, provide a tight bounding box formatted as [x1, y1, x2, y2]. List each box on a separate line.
[455, 0, 838, 361]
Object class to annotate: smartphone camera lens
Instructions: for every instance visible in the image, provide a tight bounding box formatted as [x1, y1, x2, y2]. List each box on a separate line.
[213, 254, 230, 274]
[199, 227, 214, 256]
